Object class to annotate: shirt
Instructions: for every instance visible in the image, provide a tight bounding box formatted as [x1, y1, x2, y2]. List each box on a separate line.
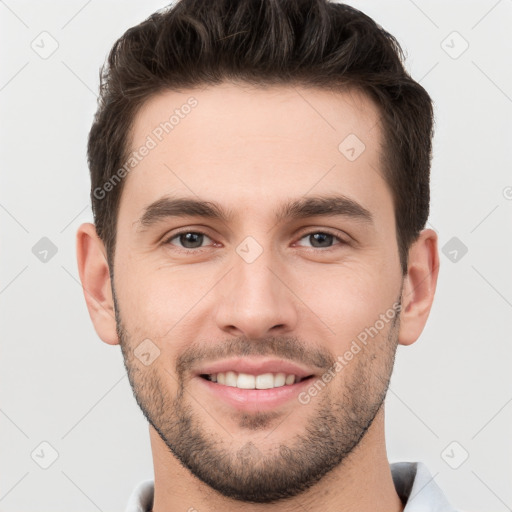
[124, 461, 459, 512]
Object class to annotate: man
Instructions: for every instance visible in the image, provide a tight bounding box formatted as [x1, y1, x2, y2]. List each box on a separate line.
[76, 0, 458, 510]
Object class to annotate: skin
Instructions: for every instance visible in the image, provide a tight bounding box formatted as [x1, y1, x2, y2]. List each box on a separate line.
[77, 83, 439, 511]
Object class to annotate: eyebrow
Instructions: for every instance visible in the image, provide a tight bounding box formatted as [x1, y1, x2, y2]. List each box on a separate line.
[137, 194, 373, 229]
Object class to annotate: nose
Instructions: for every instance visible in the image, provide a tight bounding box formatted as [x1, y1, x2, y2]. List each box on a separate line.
[213, 243, 299, 340]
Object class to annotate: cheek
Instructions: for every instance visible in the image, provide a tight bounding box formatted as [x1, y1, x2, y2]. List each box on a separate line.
[301, 265, 396, 348]
[115, 262, 214, 341]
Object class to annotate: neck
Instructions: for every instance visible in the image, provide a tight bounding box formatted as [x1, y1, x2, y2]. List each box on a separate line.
[149, 406, 403, 512]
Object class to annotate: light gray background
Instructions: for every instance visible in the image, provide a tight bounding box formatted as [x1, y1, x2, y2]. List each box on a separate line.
[1, 1, 511, 511]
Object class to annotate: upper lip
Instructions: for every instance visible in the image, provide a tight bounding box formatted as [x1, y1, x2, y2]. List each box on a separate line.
[195, 357, 317, 379]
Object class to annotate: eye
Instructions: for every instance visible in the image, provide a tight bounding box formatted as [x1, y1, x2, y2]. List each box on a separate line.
[163, 229, 348, 254]
[165, 230, 214, 251]
[295, 230, 347, 250]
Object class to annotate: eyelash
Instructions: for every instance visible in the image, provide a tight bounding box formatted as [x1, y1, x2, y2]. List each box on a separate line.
[163, 229, 348, 254]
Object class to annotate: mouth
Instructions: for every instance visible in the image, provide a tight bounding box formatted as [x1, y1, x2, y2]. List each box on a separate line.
[200, 371, 313, 389]
[193, 357, 321, 412]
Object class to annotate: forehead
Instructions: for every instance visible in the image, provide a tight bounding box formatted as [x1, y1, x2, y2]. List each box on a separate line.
[120, 82, 391, 229]
[129, 82, 382, 158]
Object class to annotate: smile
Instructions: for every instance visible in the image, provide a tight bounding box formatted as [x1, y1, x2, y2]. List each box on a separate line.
[200, 371, 311, 389]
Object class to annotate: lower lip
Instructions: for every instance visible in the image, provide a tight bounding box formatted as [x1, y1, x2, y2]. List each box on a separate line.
[196, 376, 314, 412]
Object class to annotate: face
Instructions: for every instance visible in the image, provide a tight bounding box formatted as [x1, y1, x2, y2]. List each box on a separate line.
[112, 83, 405, 502]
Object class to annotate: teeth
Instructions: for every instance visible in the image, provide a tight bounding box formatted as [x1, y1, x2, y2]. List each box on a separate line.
[207, 371, 300, 389]
[285, 374, 295, 385]
[225, 371, 237, 387]
[274, 373, 286, 387]
[255, 373, 274, 389]
[237, 373, 255, 389]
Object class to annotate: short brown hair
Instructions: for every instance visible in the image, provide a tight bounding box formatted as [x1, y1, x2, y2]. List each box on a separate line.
[88, 0, 434, 274]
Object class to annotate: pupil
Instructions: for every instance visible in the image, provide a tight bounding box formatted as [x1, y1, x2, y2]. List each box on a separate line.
[181, 233, 203, 248]
[311, 233, 332, 248]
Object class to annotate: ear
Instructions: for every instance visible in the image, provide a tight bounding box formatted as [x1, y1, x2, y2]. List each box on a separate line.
[76, 223, 119, 345]
[398, 228, 440, 346]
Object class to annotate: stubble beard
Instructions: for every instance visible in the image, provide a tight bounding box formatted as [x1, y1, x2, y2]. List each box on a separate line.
[116, 297, 400, 503]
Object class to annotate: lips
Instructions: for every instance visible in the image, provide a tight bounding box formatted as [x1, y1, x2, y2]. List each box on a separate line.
[193, 357, 317, 411]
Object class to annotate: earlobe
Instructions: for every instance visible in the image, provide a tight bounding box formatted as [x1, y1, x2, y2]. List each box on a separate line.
[398, 229, 440, 347]
[76, 223, 119, 345]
